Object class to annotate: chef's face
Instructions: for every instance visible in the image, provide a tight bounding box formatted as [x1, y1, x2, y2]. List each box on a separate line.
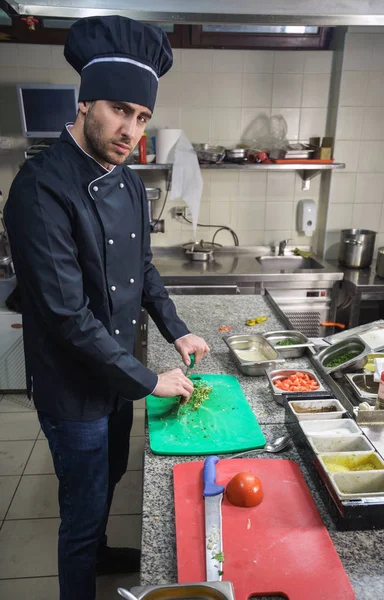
[82, 100, 152, 168]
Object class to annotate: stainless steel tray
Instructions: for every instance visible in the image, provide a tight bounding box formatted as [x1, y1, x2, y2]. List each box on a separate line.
[324, 320, 384, 350]
[345, 373, 379, 401]
[130, 582, 236, 600]
[224, 333, 283, 376]
[267, 368, 325, 405]
[314, 336, 370, 376]
[262, 330, 313, 358]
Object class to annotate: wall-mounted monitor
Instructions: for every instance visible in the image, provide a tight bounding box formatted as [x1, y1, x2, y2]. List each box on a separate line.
[16, 83, 78, 138]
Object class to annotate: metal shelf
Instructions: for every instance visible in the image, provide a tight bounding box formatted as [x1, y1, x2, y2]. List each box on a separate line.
[129, 162, 346, 190]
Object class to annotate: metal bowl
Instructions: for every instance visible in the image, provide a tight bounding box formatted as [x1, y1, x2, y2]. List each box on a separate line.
[262, 330, 312, 358]
[315, 337, 369, 375]
[224, 334, 283, 376]
[193, 144, 226, 163]
[267, 369, 325, 405]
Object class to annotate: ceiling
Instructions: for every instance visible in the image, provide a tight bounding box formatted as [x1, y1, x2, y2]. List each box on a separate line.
[2, 0, 384, 25]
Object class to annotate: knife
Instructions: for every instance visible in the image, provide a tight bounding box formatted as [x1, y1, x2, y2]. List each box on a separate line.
[177, 353, 195, 414]
[203, 455, 225, 581]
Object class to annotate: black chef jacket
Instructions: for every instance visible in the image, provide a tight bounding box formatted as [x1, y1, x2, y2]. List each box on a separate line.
[4, 126, 190, 421]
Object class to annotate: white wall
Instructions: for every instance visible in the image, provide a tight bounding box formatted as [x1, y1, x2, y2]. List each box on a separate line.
[326, 28, 384, 257]
[0, 43, 332, 247]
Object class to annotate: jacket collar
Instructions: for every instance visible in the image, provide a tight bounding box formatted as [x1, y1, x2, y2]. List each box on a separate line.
[58, 124, 122, 180]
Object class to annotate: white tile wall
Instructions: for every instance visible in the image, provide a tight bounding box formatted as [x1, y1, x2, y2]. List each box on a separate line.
[325, 29, 384, 258]
[0, 43, 333, 246]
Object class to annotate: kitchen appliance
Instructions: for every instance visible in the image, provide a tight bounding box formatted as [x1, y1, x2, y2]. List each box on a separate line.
[173, 458, 355, 599]
[182, 240, 222, 262]
[377, 247, 384, 278]
[338, 229, 376, 269]
[266, 287, 335, 337]
[203, 456, 224, 582]
[146, 374, 266, 455]
[145, 188, 164, 233]
[17, 84, 78, 138]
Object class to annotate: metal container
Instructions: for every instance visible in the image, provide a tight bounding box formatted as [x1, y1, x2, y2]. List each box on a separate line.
[338, 229, 376, 269]
[315, 336, 369, 375]
[262, 330, 312, 358]
[267, 369, 325, 405]
[182, 240, 222, 262]
[345, 373, 379, 401]
[288, 399, 346, 421]
[224, 334, 283, 376]
[308, 435, 374, 454]
[193, 144, 226, 163]
[145, 187, 161, 201]
[376, 247, 384, 278]
[224, 148, 248, 163]
[130, 582, 236, 600]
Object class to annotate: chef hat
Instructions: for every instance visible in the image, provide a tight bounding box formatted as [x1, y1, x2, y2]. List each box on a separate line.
[64, 15, 173, 111]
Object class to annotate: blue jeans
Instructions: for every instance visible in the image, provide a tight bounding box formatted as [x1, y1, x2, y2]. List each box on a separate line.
[38, 401, 133, 600]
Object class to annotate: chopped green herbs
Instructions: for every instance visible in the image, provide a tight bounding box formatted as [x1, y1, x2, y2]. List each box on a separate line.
[276, 338, 297, 346]
[218, 570, 224, 576]
[325, 351, 360, 368]
[213, 552, 225, 562]
[179, 380, 212, 413]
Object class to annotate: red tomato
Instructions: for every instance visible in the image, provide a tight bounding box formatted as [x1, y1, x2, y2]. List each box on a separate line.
[226, 472, 264, 508]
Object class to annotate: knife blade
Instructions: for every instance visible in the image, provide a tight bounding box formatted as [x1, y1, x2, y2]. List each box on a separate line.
[203, 455, 225, 581]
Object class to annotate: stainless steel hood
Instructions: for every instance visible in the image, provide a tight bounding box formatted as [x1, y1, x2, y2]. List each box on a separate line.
[3, 0, 384, 26]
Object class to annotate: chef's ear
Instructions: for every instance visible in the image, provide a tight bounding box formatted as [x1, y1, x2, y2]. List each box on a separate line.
[77, 101, 95, 116]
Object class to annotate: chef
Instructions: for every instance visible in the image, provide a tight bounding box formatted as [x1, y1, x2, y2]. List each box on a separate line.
[4, 15, 209, 600]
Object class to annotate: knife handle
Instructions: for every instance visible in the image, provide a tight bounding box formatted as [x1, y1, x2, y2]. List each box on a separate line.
[203, 456, 225, 497]
[189, 353, 195, 368]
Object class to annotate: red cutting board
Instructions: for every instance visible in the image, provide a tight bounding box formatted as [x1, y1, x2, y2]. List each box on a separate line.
[174, 458, 355, 600]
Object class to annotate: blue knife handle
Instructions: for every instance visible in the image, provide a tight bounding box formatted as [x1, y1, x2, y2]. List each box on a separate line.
[203, 456, 225, 497]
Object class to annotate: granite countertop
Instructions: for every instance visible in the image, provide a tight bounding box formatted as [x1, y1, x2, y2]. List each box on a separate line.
[141, 295, 384, 599]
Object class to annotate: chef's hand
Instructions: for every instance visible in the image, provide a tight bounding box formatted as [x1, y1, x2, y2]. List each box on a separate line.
[152, 369, 194, 399]
[174, 333, 210, 366]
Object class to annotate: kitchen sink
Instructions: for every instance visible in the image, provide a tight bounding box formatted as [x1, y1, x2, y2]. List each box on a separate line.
[257, 255, 324, 270]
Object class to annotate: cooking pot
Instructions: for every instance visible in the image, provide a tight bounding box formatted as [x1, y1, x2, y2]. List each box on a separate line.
[182, 240, 222, 262]
[338, 229, 376, 269]
[376, 247, 384, 278]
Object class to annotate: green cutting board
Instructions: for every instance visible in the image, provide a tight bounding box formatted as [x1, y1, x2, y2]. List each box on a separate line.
[146, 374, 266, 456]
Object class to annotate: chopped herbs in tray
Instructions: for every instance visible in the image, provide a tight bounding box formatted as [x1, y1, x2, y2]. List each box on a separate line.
[276, 338, 298, 346]
[325, 351, 360, 368]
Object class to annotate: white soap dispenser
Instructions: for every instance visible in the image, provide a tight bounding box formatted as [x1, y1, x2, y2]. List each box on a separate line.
[297, 199, 317, 237]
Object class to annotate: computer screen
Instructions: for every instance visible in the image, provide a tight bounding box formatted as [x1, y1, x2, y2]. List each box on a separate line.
[16, 84, 78, 138]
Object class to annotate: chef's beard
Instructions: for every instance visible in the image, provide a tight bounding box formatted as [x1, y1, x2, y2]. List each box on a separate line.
[83, 103, 131, 167]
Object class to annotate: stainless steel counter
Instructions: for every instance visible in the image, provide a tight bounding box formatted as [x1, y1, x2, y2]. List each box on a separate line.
[331, 261, 384, 328]
[152, 246, 344, 288]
